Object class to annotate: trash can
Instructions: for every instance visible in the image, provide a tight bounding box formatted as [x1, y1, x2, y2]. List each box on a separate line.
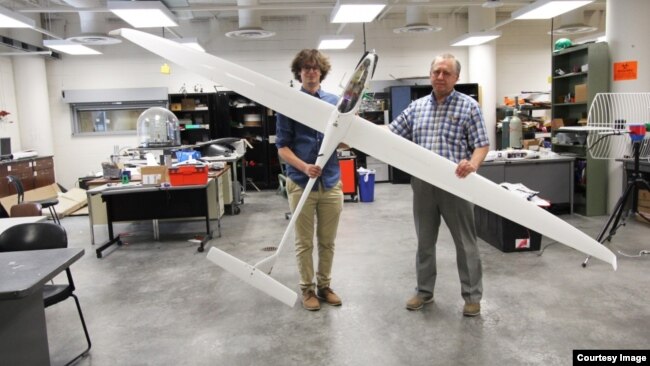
[357, 167, 376, 202]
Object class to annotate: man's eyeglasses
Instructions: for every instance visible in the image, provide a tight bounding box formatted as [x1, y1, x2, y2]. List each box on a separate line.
[431, 70, 455, 78]
[302, 65, 320, 72]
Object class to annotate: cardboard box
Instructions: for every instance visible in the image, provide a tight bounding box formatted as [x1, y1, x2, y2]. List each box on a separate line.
[140, 166, 169, 185]
[638, 189, 650, 211]
[575, 84, 587, 103]
[636, 214, 650, 225]
[170, 103, 182, 111]
[53, 188, 88, 218]
[181, 98, 196, 111]
[0, 184, 87, 219]
[523, 138, 541, 150]
[551, 118, 564, 131]
[638, 194, 650, 210]
[637, 190, 650, 225]
[0, 183, 60, 216]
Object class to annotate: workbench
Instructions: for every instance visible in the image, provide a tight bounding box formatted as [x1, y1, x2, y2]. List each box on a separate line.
[88, 179, 222, 258]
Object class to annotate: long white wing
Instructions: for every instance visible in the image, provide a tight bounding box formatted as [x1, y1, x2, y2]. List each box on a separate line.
[114, 28, 616, 270]
[109, 28, 334, 132]
[342, 115, 616, 269]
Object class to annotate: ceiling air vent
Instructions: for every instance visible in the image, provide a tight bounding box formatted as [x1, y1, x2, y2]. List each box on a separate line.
[67, 34, 121, 45]
[393, 6, 441, 34]
[226, 27, 275, 39]
[394, 23, 441, 34]
[549, 10, 598, 35]
[225, 0, 275, 39]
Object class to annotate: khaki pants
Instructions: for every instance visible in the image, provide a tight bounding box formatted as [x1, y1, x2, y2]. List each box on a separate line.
[286, 178, 343, 292]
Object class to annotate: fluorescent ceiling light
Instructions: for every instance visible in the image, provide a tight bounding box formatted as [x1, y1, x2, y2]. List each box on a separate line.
[176, 38, 205, 52]
[450, 31, 502, 46]
[330, 0, 386, 23]
[512, 0, 594, 20]
[0, 5, 35, 28]
[43, 40, 101, 55]
[482, 0, 504, 8]
[108, 1, 178, 28]
[318, 35, 354, 50]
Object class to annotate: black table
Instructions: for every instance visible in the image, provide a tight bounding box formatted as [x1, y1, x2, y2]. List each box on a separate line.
[94, 183, 215, 258]
[0, 248, 84, 365]
[478, 155, 575, 214]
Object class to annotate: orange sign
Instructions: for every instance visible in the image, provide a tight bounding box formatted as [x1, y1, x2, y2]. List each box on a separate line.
[613, 61, 638, 81]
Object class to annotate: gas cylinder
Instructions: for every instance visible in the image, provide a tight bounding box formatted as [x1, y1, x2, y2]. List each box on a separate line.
[501, 109, 512, 148]
[509, 110, 523, 149]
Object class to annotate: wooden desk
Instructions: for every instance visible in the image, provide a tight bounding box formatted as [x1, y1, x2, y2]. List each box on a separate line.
[0, 248, 84, 365]
[90, 181, 220, 258]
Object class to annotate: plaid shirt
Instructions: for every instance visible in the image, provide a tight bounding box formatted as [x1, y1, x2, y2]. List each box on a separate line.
[389, 90, 489, 163]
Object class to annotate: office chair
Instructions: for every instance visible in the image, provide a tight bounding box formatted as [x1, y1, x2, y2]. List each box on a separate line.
[0, 222, 91, 365]
[10, 202, 43, 217]
[6, 175, 60, 224]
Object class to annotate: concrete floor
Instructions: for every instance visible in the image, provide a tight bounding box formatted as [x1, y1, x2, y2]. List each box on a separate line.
[45, 183, 649, 366]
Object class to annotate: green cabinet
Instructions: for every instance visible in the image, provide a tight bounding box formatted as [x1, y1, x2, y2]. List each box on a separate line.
[551, 42, 609, 216]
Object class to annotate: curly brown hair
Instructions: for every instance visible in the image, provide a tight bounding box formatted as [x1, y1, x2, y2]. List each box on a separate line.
[290, 49, 331, 82]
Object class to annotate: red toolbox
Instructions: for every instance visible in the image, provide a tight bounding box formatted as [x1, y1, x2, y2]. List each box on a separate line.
[168, 165, 208, 186]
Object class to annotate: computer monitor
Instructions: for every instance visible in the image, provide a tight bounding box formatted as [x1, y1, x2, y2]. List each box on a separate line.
[0, 138, 11, 159]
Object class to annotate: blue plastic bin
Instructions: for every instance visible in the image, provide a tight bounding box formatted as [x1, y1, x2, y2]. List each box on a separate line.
[357, 168, 376, 202]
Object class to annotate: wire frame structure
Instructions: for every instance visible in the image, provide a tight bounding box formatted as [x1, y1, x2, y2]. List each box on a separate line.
[587, 92, 650, 160]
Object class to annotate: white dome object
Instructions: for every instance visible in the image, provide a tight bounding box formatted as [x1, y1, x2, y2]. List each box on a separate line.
[137, 107, 181, 148]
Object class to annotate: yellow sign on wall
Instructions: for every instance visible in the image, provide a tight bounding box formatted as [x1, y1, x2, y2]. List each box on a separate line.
[613, 60, 637, 81]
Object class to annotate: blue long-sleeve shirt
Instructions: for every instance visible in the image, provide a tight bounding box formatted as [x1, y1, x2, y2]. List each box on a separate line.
[275, 88, 340, 190]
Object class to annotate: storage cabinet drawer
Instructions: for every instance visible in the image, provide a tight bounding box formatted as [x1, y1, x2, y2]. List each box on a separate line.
[0, 180, 11, 197]
[3, 160, 32, 175]
[0, 156, 56, 200]
[33, 157, 54, 170]
[34, 168, 56, 188]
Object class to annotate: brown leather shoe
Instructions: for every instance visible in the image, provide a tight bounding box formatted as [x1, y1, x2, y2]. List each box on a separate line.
[405, 294, 433, 310]
[463, 302, 481, 317]
[302, 290, 320, 311]
[316, 287, 342, 306]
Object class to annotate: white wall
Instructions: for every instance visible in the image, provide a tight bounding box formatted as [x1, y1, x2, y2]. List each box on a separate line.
[2, 13, 560, 189]
[0, 58, 21, 151]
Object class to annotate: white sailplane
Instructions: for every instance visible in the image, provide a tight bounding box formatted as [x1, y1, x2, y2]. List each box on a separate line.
[112, 28, 616, 307]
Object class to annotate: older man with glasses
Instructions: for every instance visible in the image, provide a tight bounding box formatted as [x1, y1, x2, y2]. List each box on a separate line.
[389, 53, 490, 317]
